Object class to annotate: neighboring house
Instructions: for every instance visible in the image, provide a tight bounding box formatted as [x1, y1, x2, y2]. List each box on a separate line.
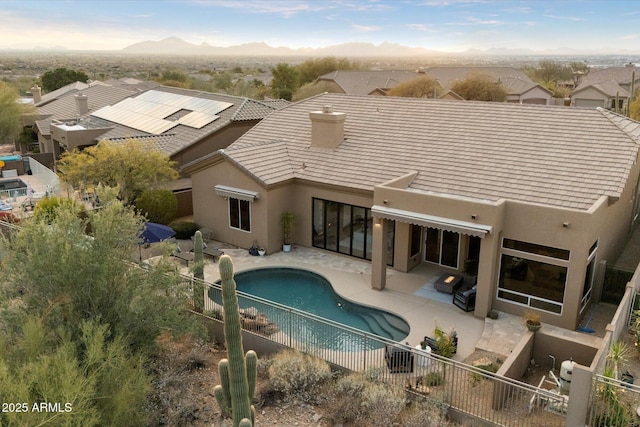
[184, 93, 640, 330]
[316, 70, 421, 95]
[36, 84, 286, 170]
[571, 66, 640, 109]
[421, 66, 554, 105]
[34, 83, 139, 156]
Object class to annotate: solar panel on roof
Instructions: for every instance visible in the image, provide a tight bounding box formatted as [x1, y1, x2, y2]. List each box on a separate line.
[90, 90, 233, 134]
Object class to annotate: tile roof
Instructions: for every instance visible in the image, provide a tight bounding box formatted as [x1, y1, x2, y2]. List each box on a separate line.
[573, 79, 631, 98]
[36, 81, 90, 106]
[81, 86, 285, 156]
[37, 84, 137, 121]
[223, 93, 640, 211]
[422, 67, 540, 96]
[576, 66, 640, 89]
[105, 133, 181, 156]
[317, 70, 420, 95]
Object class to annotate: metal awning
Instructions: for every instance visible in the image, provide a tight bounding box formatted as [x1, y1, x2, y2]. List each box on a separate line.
[214, 185, 259, 202]
[371, 205, 492, 237]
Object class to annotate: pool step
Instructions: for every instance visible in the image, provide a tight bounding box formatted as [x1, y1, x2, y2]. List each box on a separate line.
[379, 312, 410, 337]
[359, 312, 401, 339]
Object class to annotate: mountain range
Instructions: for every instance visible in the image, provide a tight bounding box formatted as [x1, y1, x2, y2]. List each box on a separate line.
[120, 37, 640, 57]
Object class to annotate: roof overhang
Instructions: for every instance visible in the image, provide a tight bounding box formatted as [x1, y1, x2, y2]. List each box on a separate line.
[371, 205, 492, 237]
[214, 184, 259, 202]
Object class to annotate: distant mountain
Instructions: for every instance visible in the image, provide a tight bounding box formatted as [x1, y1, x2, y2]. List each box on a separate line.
[121, 37, 444, 57]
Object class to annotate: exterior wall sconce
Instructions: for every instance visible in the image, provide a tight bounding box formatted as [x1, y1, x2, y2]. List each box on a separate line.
[562, 222, 570, 228]
[471, 214, 478, 220]
[383, 199, 389, 204]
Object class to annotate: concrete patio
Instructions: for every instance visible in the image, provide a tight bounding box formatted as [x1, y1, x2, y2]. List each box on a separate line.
[167, 242, 539, 362]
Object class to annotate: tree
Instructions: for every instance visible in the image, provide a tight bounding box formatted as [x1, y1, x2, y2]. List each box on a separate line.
[2, 200, 204, 351]
[156, 69, 191, 88]
[271, 63, 301, 101]
[57, 138, 179, 205]
[0, 81, 30, 143]
[40, 67, 89, 92]
[386, 75, 440, 98]
[451, 73, 507, 102]
[292, 81, 337, 102]
[297, 56, 357, 85]
[135, 188, 178, 224]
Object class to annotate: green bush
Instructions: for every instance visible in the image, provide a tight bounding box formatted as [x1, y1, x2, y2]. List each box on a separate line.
[267, 349, 332, 403]
[169, 221, 198, 239]
[135, 189, 178, 225]
[423, 371, 444, 387]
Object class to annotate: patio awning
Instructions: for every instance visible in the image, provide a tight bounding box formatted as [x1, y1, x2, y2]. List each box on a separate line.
[214, 185, 259, 202]
[371, 205, 492, 237]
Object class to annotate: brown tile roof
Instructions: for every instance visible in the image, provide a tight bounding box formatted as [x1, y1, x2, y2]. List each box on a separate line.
[223, 93, 640, 211]
[577, 66, 640, 88]
[422, 67, 542, 96]
[72, 86, 285, 156]
[317, 70, 421, 95]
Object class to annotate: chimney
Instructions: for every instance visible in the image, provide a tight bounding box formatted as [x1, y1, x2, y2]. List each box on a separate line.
[309, 105, 346, 149]
[75, 92, 89, 116]
[30, 85, 41, 103]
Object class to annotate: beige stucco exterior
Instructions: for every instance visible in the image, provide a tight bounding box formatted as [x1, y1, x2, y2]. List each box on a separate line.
[188, 144, 640, 331]
[185, 93, 640, 332]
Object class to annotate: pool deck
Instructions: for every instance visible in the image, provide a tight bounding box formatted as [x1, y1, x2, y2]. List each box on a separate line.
[191, 244, 529, 363]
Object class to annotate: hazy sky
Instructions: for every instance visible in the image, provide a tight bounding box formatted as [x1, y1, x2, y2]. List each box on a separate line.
[2, 0, 639, 52]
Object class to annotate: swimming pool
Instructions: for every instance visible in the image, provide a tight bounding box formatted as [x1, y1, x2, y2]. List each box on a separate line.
[210, 267, 410, 351]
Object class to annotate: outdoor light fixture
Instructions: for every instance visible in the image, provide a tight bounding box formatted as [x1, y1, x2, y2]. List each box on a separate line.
[562, 222, 570, 228]
[471, 214, 478, 220]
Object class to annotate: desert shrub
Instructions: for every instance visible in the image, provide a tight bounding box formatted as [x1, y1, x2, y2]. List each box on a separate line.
[328, 372, 404, 425]
[169, 221, 198, 239]
[135, 189, 178, 225]
[423, 371, 444, 386]
[361, 382, 405, 426]
[267, 349, 332, 403]
[400, 398, 452, 427]
[256, 357, 273, 379]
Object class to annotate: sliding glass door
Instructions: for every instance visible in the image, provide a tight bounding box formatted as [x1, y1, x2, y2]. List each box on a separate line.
[424, 227, 459, 268]
[312, 198, 394, 265]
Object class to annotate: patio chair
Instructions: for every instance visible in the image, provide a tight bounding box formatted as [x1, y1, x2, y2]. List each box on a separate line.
[453, 275, 477, 312]
[384, 343, 414, 373]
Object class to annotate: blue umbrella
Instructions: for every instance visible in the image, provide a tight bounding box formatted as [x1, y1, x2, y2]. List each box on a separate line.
[139, 222, 176, 261]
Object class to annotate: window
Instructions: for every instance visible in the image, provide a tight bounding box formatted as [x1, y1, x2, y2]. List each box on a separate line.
[498, 239, 570, 314]
[229, 197, 250, 232]
[312, 198, 394, 265]
[425, 228, 459, 269]
[581, 240, 598, 312]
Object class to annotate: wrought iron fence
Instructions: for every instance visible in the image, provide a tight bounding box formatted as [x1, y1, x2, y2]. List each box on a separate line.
[588, 374, 640, 427]
[181, 274, 567, 426]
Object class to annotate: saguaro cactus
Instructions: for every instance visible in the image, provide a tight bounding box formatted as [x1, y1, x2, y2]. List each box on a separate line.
[192, 230, 204, 312]
[214, 255, 256, 427]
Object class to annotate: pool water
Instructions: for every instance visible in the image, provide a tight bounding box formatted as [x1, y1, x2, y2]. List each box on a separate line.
[211, 267, 409, 351]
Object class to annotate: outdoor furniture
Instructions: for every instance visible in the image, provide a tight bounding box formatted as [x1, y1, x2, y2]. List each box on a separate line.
[424, 332, 458, 356]
[171, 251, 194, 266]
[453, 275, 477, 312]
[202, 247, 224, 262]
[384, 343, 414, 373]
[434, 273, 463, 294]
